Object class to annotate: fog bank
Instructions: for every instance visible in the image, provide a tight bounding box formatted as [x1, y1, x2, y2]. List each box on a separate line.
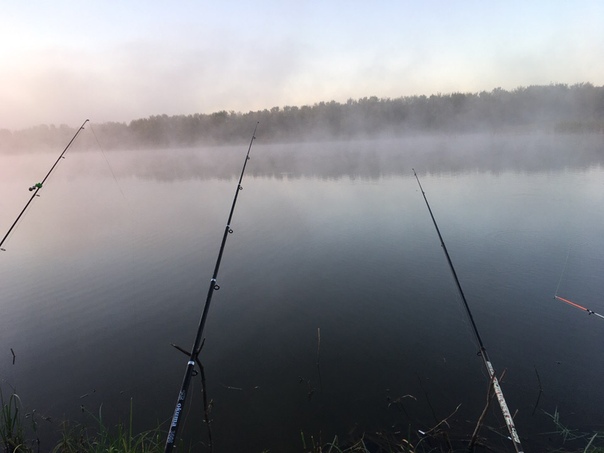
[1, 83, 603, 152]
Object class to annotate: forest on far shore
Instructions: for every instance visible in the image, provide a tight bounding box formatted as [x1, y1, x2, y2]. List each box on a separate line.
[1, 83, 603, 151]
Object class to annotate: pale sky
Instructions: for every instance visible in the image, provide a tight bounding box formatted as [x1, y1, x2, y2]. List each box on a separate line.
[1, 0, 602, 130]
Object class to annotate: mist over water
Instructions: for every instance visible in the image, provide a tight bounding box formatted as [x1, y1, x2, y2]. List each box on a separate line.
[42, 132, 603, 181]
[1, 134, 604, 452]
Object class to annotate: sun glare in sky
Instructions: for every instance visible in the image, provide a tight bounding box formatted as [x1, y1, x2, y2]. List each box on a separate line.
[1, 0, 602, 129]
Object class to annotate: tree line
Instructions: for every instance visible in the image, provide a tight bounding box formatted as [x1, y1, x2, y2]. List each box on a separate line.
[1, 83, 603, 151]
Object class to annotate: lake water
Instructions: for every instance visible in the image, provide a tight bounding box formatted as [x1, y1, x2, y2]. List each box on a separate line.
[1, 133, 603, 452]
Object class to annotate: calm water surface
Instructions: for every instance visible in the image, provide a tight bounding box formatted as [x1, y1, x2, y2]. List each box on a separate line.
[1, 134, 603, 452]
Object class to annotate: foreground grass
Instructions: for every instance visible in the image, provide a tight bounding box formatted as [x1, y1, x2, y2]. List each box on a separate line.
[1, 389, 166, 453]
[3, 388, 604, 453]
[51, 407, 164, 453]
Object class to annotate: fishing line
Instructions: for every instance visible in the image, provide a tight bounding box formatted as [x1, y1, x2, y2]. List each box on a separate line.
[164, 122, 259, 453]
[552, 240, 604, 320]
[412, 169, 524, 453]
[554, 243, 572, 297]
[0, 119, 89, 251]
[88, 123, 127, 200]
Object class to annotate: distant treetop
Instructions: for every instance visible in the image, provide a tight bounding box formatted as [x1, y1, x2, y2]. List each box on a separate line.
[1, 83, 603, 151]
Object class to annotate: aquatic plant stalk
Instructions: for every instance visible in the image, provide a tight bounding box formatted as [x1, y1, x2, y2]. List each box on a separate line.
[164, 123, 258, 453]
[0, 119, 89, 251]
[412, 169, 524, 453]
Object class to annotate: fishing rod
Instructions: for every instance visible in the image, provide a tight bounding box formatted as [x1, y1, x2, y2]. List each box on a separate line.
[412, 169, 524, 453]
[0, 119, 89, 251]
[554, 295, 604, 320]
[553, 246, 604, 320]
[164, 122, 259, 453]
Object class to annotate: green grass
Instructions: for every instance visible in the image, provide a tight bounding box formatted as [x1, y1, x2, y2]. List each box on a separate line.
[1, 389, 31, 453]
[3, 387, 604, 453]
[542, 407, 604, 453]
[51, 401, 165, 453]
[1, 388, 167, 453]
[300, 431, 418, 453]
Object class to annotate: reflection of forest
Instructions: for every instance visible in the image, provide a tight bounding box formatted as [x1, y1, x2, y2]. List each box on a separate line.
[1, 83, 603, 152]
[105, 134, 604, 182]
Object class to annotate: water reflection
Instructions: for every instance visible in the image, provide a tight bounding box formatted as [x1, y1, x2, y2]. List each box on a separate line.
[0, 134, 603, 452]
[28, 133, 604, 183]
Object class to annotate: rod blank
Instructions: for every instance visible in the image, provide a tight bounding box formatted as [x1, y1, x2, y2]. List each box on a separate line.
[164, 122, 259, 453]
[413, 168, 524, 453]
[0, 119, 89, 250]
[555, 295, 604, 320]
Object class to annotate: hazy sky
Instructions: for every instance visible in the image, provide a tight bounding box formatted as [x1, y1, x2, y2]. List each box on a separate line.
[1, 0, 602, 130]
